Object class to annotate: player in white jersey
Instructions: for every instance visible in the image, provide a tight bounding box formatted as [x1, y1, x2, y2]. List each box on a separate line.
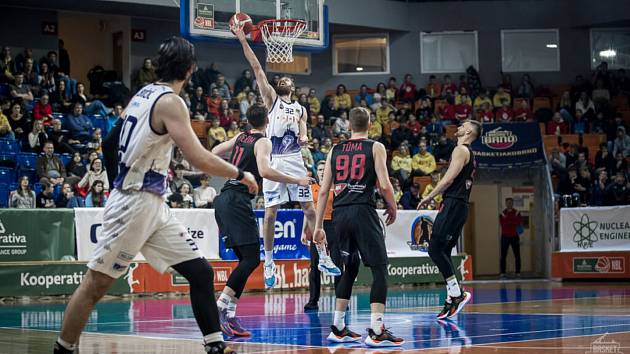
[233, 24, 340, 289]
[54, 37, 257, 354]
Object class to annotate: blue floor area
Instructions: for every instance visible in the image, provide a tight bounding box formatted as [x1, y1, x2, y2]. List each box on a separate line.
[1, 284, 630, 350]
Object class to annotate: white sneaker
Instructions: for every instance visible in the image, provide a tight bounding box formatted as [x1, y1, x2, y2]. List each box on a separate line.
[264, 261, 276, 288]
[318, 255, 341, 276]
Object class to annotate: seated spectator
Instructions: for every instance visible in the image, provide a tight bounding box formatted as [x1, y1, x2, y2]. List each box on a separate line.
[206, 88, 222, 118]
[391, 144, 413, 184]
[368, 113, 383, 141]
[547, 112, 569, 135]
[0, 106, 14, 140]
[478, 102, 494, 123]
[36, 181, 57, 208]
[422, 171, 443, 208]
[499, 73, 513, 95]
[575, 166, 592, 203]
[376, 100, 395, 124]
[400, 183, 421, 210]
[253, 196, 264, 209]
[564, 144, 579, 167]
[425, 115, 443, 143]
[592, 79, 611, 107]
[333, 111, 350, 137]
[391, 178, 403, 207]
[66, 152, 87, 181]
[455, 98, 473, 122]
[514, 100, 533, 122]
[320, 96, 339, 123]
[238, 91, 256, 118]
[177, 183, 194, 208]
[73, 82, 110, 117]
[391, 120, 411, 150]
[171, 164, 192, 192]
[233, 69, 253, 96]
[438, 96, 456, 125]
[415, 97, 432, 122]
[558, 167, 581, 197]
[434, 135, 454, 163]
[354, 84, 373, 106]
[590, 170, 609, 206]
[78, 158, 109, 192]
[8, 102, 29, 142]
[307, 88, 320, 115]
[455, 87, 472, 106]
[10, 73, 35, 110]
[298, 93, 310, 114]
[613, 127, 630, 158]
[226, 121, 240, 140]
[56, 182, 84, 208]
[236, 85, 251, 103]
[107, 103, 124, 134]
[167, 192, 184, 208]
[412, 141, 436, 176]
[10, 176, 36, 208]
[193, 175, 217, 208]
[385, 77, 398, 102]
[310, 138, 326, 164]
[33, 94, 54, 126]
[595, 143, 615, 173]
[458, 74, 469, 94]
[516, 74, 534, 100]
[548, 148, 566, 174]
[493, 87, 511, 108]
[605, 172, 629, 205]
[591, 112, 607, 134]
[425, 75, 442, 99]
[612, 151, 628, 175]
[49, 119, 77, 155]
[320, 137, 333, 154]
[50, 79, 72, 113]
[0, 46, 14, 83]
[38, 62, 56, 95]
[557, 91, 573, 122]
[311, 115, 330, 141]
[495, 99, 514, 123]
[399, 74, 418, 102]
[473, 89, 492, 110]
[37, 141, 71, 186]
[217, 99, 232, 128]
[407, 114, 422, 136]
[333, 84, 352, 111]
[208, 118, 227, 147]
[85, 180, 108, 207]
[575, 92, 596, 120]
[210, 74, 231, 100]
[66, 102, 93, 142]
[27, 120, 48, 153]
[190, 86, 208, 120]
[135, 57, 158, 89]
[22, 58, 40, 90]
[571, 110, 589, 135]
[442, 74, 457, 97]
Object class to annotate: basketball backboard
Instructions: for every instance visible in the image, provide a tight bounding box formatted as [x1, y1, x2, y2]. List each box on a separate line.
[180, 0, 328, 50]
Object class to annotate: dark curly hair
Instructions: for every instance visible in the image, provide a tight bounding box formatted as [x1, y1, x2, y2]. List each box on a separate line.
[154, 36, 196, 82]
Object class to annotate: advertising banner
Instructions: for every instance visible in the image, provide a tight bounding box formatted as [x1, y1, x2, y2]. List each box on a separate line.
[559, 205, 630, 252]
[0, 209, 75, 262]
[471, 122, 545, 168]
[74, 208, 220, 261]
[552, 251, 630, 279]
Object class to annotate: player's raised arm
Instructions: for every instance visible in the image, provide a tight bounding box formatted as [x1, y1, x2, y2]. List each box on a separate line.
[254, 138, 312, 185]
[156, 94, 258, 195]
[417, 145, 468, 209]
[233, 25, 276, 109]
[373, 142, 397, 225]
[313, 152, 333, 244]
[212, 132, 242, 159]
[298, 105, 309, 145]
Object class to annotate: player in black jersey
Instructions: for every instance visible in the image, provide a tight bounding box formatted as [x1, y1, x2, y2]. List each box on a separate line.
[417, 119, 482, 320]
[211, 105, 312, 337]
[314, 107, 404, 347]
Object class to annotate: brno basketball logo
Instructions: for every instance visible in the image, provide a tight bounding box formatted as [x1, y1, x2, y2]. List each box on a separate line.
[481, 127, 518, 150]
[407, 215, 433, 252]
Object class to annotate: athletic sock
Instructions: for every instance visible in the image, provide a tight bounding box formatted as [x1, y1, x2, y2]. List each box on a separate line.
[370, 313, 384, 335]
[217, 292, 231, 310]
[227, 301, 237, 318]
[56, 337, 76, 351]
[333, 311, 346, 330]
[446, 277, 462, 298]
[316, 244, 328, 261]
[203, 332, 224, 344]
[264, 251, 273, 264]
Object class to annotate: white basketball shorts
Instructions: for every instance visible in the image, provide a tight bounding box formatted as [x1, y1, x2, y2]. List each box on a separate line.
[263, 153, 313, 208]
[87, 189, 203, 278]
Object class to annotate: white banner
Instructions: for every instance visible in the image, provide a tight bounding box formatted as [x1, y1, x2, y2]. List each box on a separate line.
[379, 210, 456, 258]
[74, 208, 220, 261]
[560, 205, 630, 252]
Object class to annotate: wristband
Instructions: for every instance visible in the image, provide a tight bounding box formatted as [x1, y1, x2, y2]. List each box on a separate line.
[236, 168, 245, 181]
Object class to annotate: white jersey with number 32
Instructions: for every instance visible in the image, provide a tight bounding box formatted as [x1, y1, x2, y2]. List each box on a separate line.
[266, 97, 305, 156]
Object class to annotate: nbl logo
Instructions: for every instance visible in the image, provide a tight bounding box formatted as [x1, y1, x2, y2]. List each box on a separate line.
[407, 215, 434, 252]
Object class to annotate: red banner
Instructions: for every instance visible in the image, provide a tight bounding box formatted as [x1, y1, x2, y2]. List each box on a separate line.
[552, 251, 630, 279]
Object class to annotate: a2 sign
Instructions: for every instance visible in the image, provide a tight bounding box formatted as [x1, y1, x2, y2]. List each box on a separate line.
[41, 21, 146, 42]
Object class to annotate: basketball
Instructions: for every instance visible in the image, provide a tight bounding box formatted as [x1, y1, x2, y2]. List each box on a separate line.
[230, 12, 253, 35]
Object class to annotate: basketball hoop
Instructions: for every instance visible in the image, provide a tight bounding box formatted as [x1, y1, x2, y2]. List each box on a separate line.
[254, 19, 306, 63]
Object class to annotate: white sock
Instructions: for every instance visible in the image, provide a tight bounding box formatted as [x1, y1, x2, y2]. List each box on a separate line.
[333, 311, 346, 330]
[264, 251, 273, 264]
[56, 337, 76, 351]
[447, 277, 462, 298]
[203, 332, 224, 344]
[371, 312, 384, 335]
[217, 292, 231, 310]
[227, 301, 237, 318]
[316, 244, 328, 261]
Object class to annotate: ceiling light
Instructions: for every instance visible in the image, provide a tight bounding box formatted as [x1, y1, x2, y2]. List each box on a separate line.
[546, 44, 558, 48]
[599, 49, 617, 58]
[356, 67, 364, 71]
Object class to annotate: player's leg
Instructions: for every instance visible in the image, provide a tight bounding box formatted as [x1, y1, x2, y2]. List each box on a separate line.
[500, 235, 510, 278]
[324, 219, 342, 290]
[262, 204, 279, 288]
[305, 239, 321, 311]
[299, 200, 340, 276]
[512, 236, 522, 276]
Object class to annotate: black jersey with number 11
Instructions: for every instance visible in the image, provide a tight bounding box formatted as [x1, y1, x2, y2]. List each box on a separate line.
[222, 132, 264, 196]
[331, 138, 377, 208]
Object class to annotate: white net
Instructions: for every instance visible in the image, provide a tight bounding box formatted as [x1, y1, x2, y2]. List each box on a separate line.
[259, 20, 306, 63]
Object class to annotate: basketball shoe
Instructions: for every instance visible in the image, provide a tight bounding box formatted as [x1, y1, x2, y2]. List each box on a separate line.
[365, 326, 405, 347]
[436, 300, 453, 320]
[326, 325, 362, 343]
[318, 255, 341, 276]
[218, 308, 234, 337]
[227, 316, 251, 337]
[447, 291, 471, 319]
[263, 261, 276, 289]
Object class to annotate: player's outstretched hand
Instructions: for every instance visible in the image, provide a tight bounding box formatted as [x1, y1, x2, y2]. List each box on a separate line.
[313, 228, 327, 245]
[384, 204, 397, 226]
[241, 171, 259, 195]
[296, 176, 316, 187]
[417, 197, 432, 210]
[231, 23, 247, 41]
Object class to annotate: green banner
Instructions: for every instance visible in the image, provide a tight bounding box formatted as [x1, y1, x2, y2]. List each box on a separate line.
[0, 263, 133, 297]
[0, 209, 75, 261]
[355, 256, 467, 285]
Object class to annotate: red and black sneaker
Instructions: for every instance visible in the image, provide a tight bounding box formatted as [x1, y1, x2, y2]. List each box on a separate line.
[436, 300, 453, 320]
[447, 291, 472, 319]
[364, 327, 404, 347]
[326, 325, 362, 343]
[228, 316, 251, 337]
[218, 308, 234, 337]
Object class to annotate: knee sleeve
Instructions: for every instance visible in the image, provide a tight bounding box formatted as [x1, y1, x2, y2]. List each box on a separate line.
[173, 257, 214, 290]
[226, 244, 260, 298]
[335, 251, 361, 300]
[369, 265, 388, 304]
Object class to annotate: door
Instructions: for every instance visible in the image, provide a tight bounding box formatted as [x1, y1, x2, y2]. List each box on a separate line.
[112, 31, 123, 81]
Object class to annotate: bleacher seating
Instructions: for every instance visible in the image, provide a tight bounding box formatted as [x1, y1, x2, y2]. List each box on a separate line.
[0, 183, 10, 208]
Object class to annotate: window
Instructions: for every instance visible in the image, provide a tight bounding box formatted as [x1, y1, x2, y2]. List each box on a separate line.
[501, 29, 560, 72]
[267, 53, 311, 75]
[332, 34, 389, 75]
[420, 31, 478, 74]
[591, 28, 630, 70]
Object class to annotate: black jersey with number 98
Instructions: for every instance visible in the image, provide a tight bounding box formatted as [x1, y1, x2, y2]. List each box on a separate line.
[331, 139, 377, 208]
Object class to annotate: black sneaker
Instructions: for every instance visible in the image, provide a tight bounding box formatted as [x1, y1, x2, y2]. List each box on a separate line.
[204, 341, 237, 354]
[364, 327, 404, 347]
[326, 325, 362, 343]
[447, 291, 471, 319]
[53, 341, 75, 354]
[436, 300, 453, 320]
[304, 301, 319, 312]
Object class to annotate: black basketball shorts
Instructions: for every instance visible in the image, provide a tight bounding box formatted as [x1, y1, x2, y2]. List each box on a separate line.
[333, 204, 388, 267]
[214, 189, 260, 248]
[431, 197, 469, 244]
